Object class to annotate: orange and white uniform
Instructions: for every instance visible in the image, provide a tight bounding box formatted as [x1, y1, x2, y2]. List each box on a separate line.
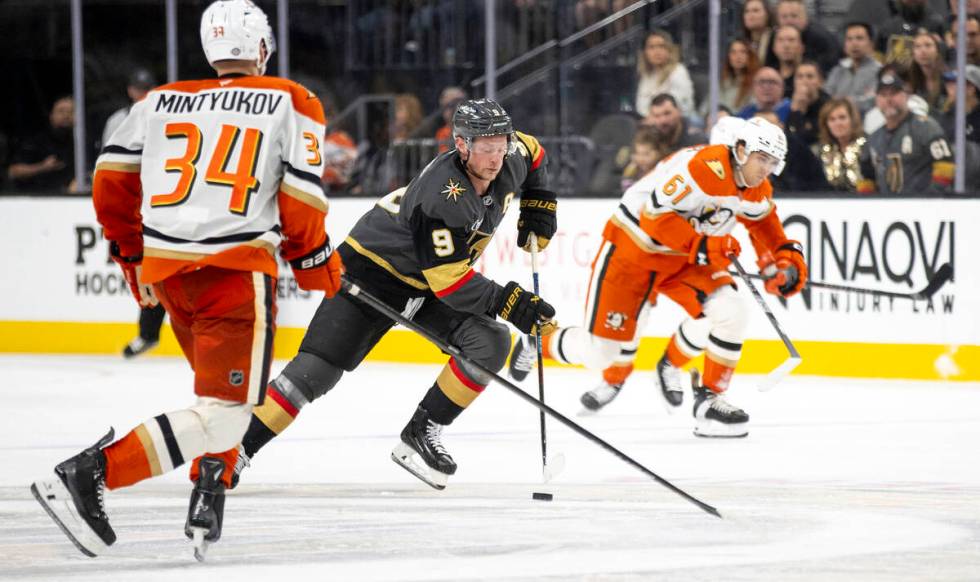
[545, 144, 795, 392]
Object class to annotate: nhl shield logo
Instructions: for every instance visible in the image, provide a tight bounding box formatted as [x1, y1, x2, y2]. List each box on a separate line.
[229, 370, 245, 386]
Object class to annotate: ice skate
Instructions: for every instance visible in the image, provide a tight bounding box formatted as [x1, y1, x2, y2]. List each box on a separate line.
[579, 382, 622, 413]
[691, 369, 749, 438]
[391, 405, 457, 490]
[185, 456, 226, 562]
[121, 336, 159, 359]
[31, 429, 116, 557]
[507, 334, 537, 382]
[654, 355, 685, 412]
[229, 444, 250, 490]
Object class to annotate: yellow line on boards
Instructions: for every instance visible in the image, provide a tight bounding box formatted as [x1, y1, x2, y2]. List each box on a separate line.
[0, 321, 976, 381]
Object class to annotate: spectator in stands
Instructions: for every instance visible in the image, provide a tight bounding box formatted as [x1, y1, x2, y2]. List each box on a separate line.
[947, 0, 980, 18]
[740, 0, 776, 64]
[100, 68, 156, 150]
[435, 86, 467, 153]
[862, 63, 932, 133]
[877, 0, 946, 66]
[770, 0, 841, 74]
[939, 64, 980, 144]
[635, 30, 695, 118]
[640, 93, 707, 162]
[392, 93, 424, 143]
[813, 98, 873, 192]
[739, 66, 792, 123]
[787, 60, 829, 146]
[320, 90, 358, 195]
[7, 95, 77, 194]
[620, 126, 659, 190]
[754, 110, 830, 190]
[908, 29, 949, 112]
[946, 14, 980, 68]
[825, 22, 882, 114]
[772, 24, 805, 98]
[718, 38, 760, 113]
[863, 68, 954, 194]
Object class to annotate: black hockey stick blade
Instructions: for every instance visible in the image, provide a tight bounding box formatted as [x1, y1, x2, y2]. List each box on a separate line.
[912, 263, 953, 301]
[340, 277, 723, 519]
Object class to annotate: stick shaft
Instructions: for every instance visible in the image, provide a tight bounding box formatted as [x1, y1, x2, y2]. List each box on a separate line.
[341, 277, 721, 518]
[529, 236, 548, 474]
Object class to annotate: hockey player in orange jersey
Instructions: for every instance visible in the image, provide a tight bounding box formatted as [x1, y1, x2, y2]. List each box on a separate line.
[31, 0, 343, 560]
[509, 117, 807, 437]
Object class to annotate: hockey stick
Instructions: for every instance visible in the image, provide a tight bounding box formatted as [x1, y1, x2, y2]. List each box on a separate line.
[529, 236, 566, 484]
[729, 262, 953, 302]
[729, 256, 802, 392]
[341, 276, 721, 519]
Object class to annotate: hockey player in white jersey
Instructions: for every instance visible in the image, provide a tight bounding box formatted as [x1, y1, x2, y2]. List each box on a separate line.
[31, 0, 343, 560]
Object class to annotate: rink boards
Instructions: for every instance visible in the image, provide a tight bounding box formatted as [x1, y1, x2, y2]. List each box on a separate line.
[0, 196, 975, 381]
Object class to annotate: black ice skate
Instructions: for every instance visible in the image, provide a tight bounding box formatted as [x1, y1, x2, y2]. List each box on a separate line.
[391, 405, 457, 490]
[580, 382, 622, 413]
[654, 355, 685, 412]
[122, 336, 159, 359]
[691, 369, 749, 438]
[185, 456, 227, 562]
[507, 334, 537, 382]
[31, 428, 116, 557]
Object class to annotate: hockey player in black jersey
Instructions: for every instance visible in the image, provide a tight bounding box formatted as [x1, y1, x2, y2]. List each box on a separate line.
[194, 98, 558, 529]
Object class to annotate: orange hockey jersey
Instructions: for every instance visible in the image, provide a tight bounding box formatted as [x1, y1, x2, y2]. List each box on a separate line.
[602, 144, 792, 270]
[93, 75, 330, 284]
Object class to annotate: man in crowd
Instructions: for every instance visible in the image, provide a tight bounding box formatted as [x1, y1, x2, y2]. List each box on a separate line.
[770, 0, 841, 73]
[738, 67, 792, 123]
[641, 93, 707, 161]
[940, 64, 980, 144]
[825, 22, 883, 113]
[7, 96, 77, 193]
[772, 24, 805, 98]
[863, 68, 954, 193]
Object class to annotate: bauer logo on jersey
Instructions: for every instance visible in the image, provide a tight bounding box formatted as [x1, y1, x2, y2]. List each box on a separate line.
[443, 179, 466, 202]
[229, 370, 244, 386]
[604, 311, 628, 331]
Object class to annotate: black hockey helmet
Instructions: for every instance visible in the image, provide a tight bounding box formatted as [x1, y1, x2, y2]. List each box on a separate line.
[451, 98, 513, 142]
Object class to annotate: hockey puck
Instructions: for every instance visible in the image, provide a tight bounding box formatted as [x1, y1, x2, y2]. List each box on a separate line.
[532, 492, 553, 501]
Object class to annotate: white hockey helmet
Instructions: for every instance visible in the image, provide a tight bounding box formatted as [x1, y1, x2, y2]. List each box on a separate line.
[709, 116, 746, 147]
[200, 0, 276, 75]
[735, 117, 788, 176]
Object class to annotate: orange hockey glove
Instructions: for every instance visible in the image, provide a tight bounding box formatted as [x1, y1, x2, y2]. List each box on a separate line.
[689, 234, 741, 268]
[290, 237, 345, 297]
[757, 241, 807, 297]
[110, 242, 158, 308]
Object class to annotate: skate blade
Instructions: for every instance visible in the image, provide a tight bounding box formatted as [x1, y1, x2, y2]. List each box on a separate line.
[390, 443, 448, 490]
[693, 420, 749, 438]
[190, 527, 209, 562]
[31, 479, 108, 558]
[660, 392, 684, 415]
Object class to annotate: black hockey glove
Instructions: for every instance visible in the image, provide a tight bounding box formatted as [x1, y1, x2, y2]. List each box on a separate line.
[494, 281, 557, 335]
[516, 189, 557, 251]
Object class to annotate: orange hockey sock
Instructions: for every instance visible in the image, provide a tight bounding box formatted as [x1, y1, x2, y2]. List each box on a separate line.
[103, 427, 156, 490]
[602, 362, 634, 386]
[189, 448, 240, 489]
[665, 335, 694, 368]
[703, 356, 735, 393]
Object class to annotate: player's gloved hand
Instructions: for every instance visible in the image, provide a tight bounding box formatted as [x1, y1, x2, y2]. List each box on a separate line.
[758, 241, 807, 297]
[494, 281, 557, 335]
[689, 234, 741, 268]
[110, 242, 158, 308]
[517, 189, 557, 251]
[291, 237, 345, 297]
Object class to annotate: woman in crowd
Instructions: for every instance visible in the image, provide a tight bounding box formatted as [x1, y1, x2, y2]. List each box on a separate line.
[812, 97, 872, 192]
[908, 29, 948, 113]
[635, 30, 695, 117]
[719, 38, 761, 113]
[740, 0, 775, 64]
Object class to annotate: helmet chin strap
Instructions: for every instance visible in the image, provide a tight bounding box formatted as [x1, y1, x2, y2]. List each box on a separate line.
[732, 147, 749, 188]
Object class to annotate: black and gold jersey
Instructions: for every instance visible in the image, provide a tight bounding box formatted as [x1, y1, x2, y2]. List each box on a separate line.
[342, 131, 550, 315]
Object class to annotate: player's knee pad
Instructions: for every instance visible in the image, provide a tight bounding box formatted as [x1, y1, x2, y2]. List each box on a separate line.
[703, 286, 749, 357]
[188, 397, 253, 453]
[280, 351, 344, 402]
[552, 327, 621, 370]
[450, 316, 511, 381]
[677, 316, 712, 353]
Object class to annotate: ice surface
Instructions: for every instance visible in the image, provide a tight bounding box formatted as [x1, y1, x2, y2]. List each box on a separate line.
[1, 354, 978, 581]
